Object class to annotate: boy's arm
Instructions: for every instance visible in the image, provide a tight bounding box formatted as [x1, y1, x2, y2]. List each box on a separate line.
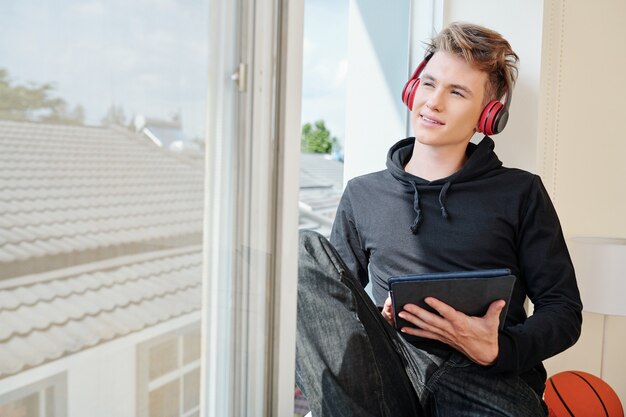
[329, 183, 370, 288]
[490, 175, 583, 374]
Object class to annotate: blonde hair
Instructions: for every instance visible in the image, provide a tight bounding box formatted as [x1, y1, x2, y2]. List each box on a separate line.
[425, 22, 519, 103]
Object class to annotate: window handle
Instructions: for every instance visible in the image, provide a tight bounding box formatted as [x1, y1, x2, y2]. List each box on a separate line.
[231, 62, 246, 92]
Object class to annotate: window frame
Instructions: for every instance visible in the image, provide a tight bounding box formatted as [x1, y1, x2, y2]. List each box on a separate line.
[202, 0, 304, 415]
[137, 323, 202, 417]
[0, 373, 67, 417]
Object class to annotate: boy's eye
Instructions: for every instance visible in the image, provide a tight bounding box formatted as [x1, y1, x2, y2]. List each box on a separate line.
[451, 90, 465, 97]
[422, 81, 434, 87]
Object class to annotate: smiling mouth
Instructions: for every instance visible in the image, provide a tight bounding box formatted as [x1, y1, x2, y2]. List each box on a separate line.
[420, 115, 444, 125]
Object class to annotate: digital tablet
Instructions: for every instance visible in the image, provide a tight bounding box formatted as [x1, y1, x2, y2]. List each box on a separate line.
[389, 269, 516, 340]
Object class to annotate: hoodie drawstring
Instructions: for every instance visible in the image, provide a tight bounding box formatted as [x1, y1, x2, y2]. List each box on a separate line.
[410, 182, 422, 234]
[438, 181, 451, 219]
[409, 181, 451, 234]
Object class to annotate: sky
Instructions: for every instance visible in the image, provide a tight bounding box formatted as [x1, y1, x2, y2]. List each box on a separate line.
[0, 0, 209, 140]
[0, 0, 348, 142]
[301, 0, 349, 145]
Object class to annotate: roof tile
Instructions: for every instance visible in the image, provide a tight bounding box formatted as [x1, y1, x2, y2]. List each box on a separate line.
[1, 121, 203, 269]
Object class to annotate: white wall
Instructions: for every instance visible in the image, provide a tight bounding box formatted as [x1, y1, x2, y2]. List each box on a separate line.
[537, 0, 626, 402]
[343, 0, 410, 183]
[442, 0, 544, 173]
[68, 346, 136, 417]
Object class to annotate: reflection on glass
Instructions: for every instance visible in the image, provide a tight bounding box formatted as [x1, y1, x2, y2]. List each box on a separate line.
[45, 387, 55, 417]
[183, 329, 201, 365]
[140, 326, 201, 417]
[0, 393, 39, 417]
[149, 381, 179, 417]
[149, 339, 179, 380]
[183, 368, 200, 412]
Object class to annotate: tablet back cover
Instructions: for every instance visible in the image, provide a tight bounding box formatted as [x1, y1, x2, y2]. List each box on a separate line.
[389, 269, 516, 342]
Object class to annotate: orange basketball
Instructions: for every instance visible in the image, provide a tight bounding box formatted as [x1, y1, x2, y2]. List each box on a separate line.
[545, 371, 624, 417]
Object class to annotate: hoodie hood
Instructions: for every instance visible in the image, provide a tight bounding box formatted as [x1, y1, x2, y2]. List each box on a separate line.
[385, 136, 503, 233]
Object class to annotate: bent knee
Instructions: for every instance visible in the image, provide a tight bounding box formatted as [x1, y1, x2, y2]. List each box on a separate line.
[298, 229, 342, 280]
[299, 229, 329, 255]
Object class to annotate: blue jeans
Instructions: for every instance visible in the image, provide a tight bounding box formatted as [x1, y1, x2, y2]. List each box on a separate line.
[295, 230, 547, 417]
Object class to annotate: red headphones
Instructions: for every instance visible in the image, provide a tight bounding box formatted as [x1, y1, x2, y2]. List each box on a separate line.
[401, 53, 511, 136]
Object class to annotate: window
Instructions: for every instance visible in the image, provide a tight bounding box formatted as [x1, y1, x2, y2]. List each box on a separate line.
[137, 324, 201, 417]
[0, 2, 209, 416]
[0, 374, 66, 417]
[298, 0, 349, 239]
[1, 0, 304, 415]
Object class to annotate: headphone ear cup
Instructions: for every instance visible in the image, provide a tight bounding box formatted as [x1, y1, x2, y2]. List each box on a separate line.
[402, 78, 420, 111]
[478, 100, 505, 135]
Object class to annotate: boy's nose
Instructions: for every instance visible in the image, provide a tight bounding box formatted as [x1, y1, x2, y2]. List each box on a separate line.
[426, 97, 441, 111]
[425, 90, 443, 111]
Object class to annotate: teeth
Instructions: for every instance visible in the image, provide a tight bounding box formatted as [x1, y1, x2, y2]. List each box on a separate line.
[421, 116, 441, 124]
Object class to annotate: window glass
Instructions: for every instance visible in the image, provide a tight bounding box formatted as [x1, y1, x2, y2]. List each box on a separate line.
[183, 368, 200, 412]
[46, 387, 55, 417]
[296, 1, 349, 415]
[0, 393, 39, 417]
[298, 0, 348, 239]
[149, 339, 179, 380]
[138, 325, 201, 417]
[182, 329, 201, 365]
[0, 373, 65, 417]
[0, 2, 209, 416]
[148, 380, 179, 417]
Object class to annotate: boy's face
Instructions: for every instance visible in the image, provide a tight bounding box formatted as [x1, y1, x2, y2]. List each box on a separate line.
[411, 51, 488, 150]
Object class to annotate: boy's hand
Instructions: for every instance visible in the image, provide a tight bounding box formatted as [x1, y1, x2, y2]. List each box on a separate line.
[382, 294, 395, 327]
[397, 297, 505, 366]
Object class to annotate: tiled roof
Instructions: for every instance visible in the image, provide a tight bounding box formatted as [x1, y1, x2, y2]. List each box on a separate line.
[300, 153, 343, 190]
[0, 120, 204, 380]
[0, 120, 204, 279]
[0, 248, 201, 379]
[0, 120, 343, 380]
[299, 153, 344, 238]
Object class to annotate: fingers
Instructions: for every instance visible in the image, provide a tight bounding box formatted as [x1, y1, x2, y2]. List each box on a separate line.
[382, 308, 395, 326]
[484, 299, 506, 327]
[404, 298, 504, 326]
[397, 303, 450, 339]
[423, 297, 456, 317]
[486, 299, 506, 317]
[398, 313, 444, 338]
[398, 299, 503, 366]
[381, 294, 396, 326]
[401, 299, 455, 329]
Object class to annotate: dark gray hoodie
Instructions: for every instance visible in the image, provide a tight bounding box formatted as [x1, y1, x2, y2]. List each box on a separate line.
[330, 136, 582, 397]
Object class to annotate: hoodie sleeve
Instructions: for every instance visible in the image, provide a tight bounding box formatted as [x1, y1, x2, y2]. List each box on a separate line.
[330, 183, 370, 288]
[491, 175, 583, 374]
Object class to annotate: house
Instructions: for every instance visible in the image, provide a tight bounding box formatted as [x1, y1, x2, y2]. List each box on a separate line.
[0, 120, 205, 416]
[0, 119, 343, 416]
[134, 115, 201, 154]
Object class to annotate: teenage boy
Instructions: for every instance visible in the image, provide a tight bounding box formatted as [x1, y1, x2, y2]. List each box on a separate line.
[296, 22, 582, 417]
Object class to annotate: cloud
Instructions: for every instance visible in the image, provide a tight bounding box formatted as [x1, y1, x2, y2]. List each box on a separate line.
[0, 0, 210, 138]
[335, 59, 348, 86]
[68, 1, 105, 17]
[303, 37, 317, 54]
